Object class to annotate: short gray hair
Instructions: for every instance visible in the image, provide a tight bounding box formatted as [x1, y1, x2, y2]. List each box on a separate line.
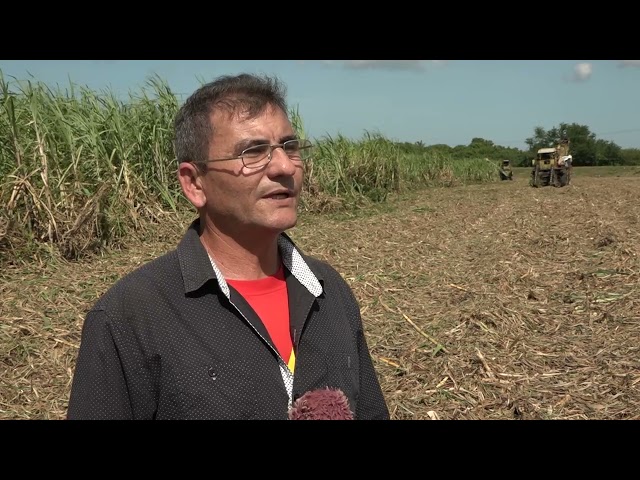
[173, 73, 288, 167]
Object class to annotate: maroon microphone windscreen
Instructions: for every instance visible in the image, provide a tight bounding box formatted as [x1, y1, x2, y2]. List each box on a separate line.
[288, 387, 354, 420]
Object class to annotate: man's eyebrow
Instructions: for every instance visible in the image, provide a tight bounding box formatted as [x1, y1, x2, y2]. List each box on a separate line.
[233, 138, 268, 152]
[233, 135, 299, 152]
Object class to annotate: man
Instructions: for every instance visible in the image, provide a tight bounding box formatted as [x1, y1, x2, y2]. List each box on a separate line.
[66, 73, 390, 420]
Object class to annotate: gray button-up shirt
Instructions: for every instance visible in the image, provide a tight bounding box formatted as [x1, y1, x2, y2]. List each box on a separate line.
[67, 218, 389, 420]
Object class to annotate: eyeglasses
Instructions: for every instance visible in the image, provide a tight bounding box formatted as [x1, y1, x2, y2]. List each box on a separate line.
[200, 138, 314, 169]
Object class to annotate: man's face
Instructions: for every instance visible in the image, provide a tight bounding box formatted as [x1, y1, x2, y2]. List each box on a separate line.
[200, 104, 304, 236]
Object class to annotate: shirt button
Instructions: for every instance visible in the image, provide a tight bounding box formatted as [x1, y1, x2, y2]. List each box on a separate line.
[208, 367, 217, 380]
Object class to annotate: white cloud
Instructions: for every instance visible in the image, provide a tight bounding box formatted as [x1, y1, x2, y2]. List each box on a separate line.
[572, 62, 593, 82]
[618, 60, 640, 67]
[320, 60, 448, 71]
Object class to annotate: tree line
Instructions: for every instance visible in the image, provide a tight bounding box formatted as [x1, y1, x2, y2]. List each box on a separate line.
[395, 122, 640, 167]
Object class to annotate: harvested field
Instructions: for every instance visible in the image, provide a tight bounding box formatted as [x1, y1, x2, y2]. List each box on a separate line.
[1, 171, 639, 419]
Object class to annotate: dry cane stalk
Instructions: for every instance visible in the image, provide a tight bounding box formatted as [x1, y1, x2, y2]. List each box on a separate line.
[34, 120, 58, 242]
[401, 312, 449, 353]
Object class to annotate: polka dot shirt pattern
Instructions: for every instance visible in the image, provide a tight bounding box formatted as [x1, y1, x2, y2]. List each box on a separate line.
[66, 218, 390, 420]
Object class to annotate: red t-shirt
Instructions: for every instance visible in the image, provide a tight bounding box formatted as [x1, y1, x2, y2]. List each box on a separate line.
[226, 263, 295, 372]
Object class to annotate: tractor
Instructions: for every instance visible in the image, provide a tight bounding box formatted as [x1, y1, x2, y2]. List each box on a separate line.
[499, 159, 513, 180]
[530, 138, 572, 188]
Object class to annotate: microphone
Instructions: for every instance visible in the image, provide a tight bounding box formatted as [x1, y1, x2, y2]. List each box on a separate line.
[288, 387, 354, 420]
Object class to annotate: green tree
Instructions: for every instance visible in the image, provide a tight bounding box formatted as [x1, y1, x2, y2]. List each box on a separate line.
[524, 126, 554, 153]
[594, 140, 624, 165]
[620, 148, 640, 165]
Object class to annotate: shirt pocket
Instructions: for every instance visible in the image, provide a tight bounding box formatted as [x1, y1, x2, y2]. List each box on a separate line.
[324, 350, 359, 405]
[172, 360, 260, 419]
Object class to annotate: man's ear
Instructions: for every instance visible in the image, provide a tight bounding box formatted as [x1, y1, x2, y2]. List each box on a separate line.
[178, 162, 207, 209]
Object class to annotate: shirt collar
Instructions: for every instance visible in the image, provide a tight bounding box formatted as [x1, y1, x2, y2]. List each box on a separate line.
[177, 218, 324, 298]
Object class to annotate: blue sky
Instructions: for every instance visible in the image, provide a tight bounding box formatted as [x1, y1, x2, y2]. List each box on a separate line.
[1, 60, 639, 150]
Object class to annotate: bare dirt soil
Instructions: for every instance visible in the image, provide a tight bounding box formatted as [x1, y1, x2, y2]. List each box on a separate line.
[2, 172, 639, 419]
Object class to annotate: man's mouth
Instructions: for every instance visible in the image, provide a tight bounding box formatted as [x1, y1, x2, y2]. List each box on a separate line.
[265, 191, 293, 200]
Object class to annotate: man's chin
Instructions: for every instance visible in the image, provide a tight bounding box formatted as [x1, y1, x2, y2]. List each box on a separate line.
[273, 218, 298, 232]
[266, 213, 298, 233]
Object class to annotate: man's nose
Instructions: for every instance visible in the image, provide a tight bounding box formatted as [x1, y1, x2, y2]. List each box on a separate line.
[267, 146, 298, 175]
